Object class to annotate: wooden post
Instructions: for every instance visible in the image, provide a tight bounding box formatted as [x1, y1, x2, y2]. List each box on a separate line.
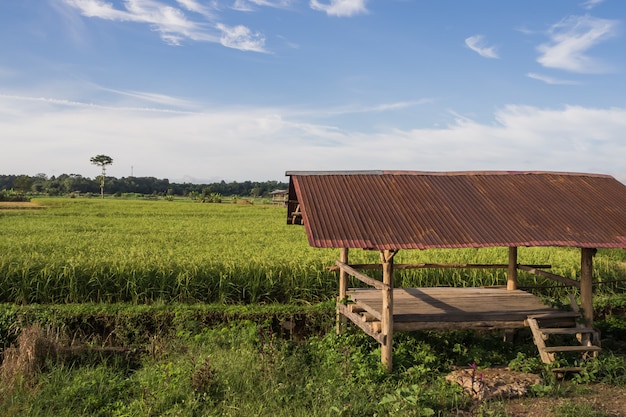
[381, 249, 396, 372]
[336, 248, 349, 334]
[507, 247, 518, 291]
[503, 247, 518, 342]
[580, 248, 595, 328]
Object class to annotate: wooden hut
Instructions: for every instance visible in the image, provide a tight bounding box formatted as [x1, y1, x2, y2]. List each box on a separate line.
[286, 170, 626, 371]
[270, 189, 288, 206]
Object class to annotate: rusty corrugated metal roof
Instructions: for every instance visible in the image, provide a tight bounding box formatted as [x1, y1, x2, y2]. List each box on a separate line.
[286, 170, 626, 250]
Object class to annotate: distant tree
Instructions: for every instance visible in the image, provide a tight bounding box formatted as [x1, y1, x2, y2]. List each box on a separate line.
[13, 175, 33, 195]
[90, 154, 114, 198]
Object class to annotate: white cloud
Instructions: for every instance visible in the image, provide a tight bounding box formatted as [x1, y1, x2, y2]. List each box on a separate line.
[175, 0, 215, 19]
[304, 99, 434, 118]
[310, 0, 368, 17]
[537, 15, 619, 73]
[63, 0, 273, 51]
[94, 86, 197, 108]
[248, 0, 292, 6]
[216, 23, 267, 52]
[526, 73, 580, 85]
[232, 0, 255, 12]
[232, 0, 292, 11]
[581, 0, 604, 10]
[465, 35, 499, 59]
[63, 0, 134, 20]
[2, 93, 625, 183]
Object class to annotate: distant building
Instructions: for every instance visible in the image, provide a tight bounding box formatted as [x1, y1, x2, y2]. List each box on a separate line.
[270, 189, 288, 206]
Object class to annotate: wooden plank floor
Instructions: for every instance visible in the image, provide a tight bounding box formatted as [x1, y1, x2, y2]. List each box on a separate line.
[346, 287, 574, 331]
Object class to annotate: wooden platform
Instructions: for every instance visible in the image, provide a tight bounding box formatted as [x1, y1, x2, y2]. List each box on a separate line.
[342, 287, 575, 332]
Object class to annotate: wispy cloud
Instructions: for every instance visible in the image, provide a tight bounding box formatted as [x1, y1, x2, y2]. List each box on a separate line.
[62, 0, 366, 51]
[581, 0, 604, 10]
[232, 0, 292, 12]
[216, 23, 267, 52]
[94, 86, 198, 108]
[0, 93, 194, 114]
[306, 99, 433, 118]
[62, 0, 269, 51]
[63, 0, 134, 20]
[175, 0, 215, 19]
[537, 15, 619, 73]
[527, 73, 580, 85]
[465, 35, 499, 58]
[309, 0, 368, 17]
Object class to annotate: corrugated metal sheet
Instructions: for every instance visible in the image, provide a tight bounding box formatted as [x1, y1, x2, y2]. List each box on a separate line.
[285, 171, 626, 250]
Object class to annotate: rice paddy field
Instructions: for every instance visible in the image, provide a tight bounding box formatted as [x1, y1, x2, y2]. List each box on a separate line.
[1, 197, 626, 306]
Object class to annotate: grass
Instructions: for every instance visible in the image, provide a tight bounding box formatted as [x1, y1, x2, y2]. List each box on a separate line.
[1, 197, 625, 305]
[2, 315, 626, 417]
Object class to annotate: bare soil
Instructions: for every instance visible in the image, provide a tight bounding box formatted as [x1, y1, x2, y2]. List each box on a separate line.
[0, 201, 42, 209]
[447, 367, 626, 416]
[499, 384, 626, 416]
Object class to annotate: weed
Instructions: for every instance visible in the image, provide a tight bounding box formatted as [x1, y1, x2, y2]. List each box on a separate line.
[190, 356, 221, 404]
[378, 384, 436, 416]
[0, 325, 59, 390]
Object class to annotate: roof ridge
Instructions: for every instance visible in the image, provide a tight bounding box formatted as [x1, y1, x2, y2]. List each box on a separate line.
[286, 170, 614, 179]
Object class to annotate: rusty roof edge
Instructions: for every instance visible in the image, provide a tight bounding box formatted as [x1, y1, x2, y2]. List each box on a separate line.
[285, 170, 616, 179]
[286, 170, 384, 176]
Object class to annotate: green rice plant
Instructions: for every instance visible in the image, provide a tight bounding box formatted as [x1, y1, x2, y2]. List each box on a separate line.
[1, 198, 625, 305]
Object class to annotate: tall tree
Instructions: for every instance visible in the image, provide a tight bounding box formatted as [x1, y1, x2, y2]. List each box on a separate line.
[90, 154, 113, 198]
[13, 175, 33, 195]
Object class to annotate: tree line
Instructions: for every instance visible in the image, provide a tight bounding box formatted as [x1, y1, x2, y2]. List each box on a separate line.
[0, 174, 288, 199]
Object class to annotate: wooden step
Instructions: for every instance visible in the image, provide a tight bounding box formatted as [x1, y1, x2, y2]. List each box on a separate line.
[543, 345, 602, 353]
[540, 327, 596, 335]
[527, 315, 601, 364]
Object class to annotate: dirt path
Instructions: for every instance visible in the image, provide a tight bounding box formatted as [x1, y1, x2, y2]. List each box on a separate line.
[498, 384, 626, 416]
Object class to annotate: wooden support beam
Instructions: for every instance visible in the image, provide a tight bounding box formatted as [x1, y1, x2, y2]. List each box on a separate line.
[336, 248, 349, 334]
[508, 247, 518, 291]
[504, 248, 517, 342]
[359, 312, 378, 322]
[581, 248, 595, 328]
[518, 265, 581, 289]
[394, 321, 524, 332]
[334, 261, 390, 290]
[328, 263, 552, 272]
[380, 249, 396, 373]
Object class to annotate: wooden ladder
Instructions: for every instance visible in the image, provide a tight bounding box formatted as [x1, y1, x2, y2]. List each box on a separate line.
[527, 295, 601, 366]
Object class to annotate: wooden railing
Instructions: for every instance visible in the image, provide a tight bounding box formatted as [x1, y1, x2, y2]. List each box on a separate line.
[330, 262, 581, 289]
[334, 261, 389, 290]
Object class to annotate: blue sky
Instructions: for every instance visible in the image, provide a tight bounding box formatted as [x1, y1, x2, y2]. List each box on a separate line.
[1, 0, 625, 183]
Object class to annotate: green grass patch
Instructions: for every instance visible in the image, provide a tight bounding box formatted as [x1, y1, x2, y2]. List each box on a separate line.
[3, 316, 626, 416]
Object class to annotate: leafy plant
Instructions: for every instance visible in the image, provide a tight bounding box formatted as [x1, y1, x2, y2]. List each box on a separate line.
[379, 385, 436, 416]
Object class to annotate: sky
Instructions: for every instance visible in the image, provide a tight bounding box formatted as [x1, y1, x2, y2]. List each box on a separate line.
[1, 0, 625, 183]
